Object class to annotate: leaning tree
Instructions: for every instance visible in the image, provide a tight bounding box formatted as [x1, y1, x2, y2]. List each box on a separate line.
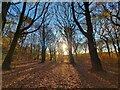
[2, 2, 50, 70]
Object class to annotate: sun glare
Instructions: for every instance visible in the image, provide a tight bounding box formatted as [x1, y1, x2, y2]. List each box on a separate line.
[64, 51, 68, 55]
[62, 44, 68, 55]
[62, 44, 67, 50]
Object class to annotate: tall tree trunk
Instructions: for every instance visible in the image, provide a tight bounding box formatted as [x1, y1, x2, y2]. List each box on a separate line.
[87, 36, 103, 71]
[84, 2, 103, 71]
[105, 41, 111, 57]
[2, 33, 19, 70]
[30, 43, 33, 54]
[49, 48, 53, 61]
[112, 40, 118, 56]
[68, 38, 74, 64]
[41, 46, 46, 63]
[41, 26, 46, 63]
[115, 31, 120, 55]
[116, 39, 120, 55]
[53, 48, 56, 61]
[72, 2, 103, 71]
[2, 2, 26, 70]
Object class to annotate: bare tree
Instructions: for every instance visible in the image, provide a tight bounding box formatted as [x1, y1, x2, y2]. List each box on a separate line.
[2, 2, 50, 70]
[72, 2, 103, 71]
[102, 2, 120, 27]
[55, 3, 75, 64]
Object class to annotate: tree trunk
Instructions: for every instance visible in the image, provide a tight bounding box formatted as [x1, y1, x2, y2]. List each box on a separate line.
[68, 39, 74, 64]
[84, 2, 103, 71]
[2, 33, 19, 70]
[74, 50, 78, 57]
[53, 48, 56, 61]
[41, 25, 46, 63]
[116, 40, 120, 55]
[41, 46, 46, 63]
[105, 41, 111, 57]
[49, 48, 53, 61]
[112, 40, 118, 56]
[87, 36, 103, 71]
[115, 32, 120, 55]
[2, 2, 26, 70]
[72, 2, 103, 71]
[30, 43, 33, 54]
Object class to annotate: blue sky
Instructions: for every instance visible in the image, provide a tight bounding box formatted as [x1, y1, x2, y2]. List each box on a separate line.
[3, 2, 119, 53]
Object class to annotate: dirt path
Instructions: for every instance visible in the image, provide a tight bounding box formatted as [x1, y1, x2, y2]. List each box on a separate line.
[2, 59, 118, 89]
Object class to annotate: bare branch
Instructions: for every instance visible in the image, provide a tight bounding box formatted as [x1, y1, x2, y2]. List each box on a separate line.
[22, 3, 50, 35]
[77, 2, 85, 11]
[71, 2, 87, 37]
[20, 3, 50, 31]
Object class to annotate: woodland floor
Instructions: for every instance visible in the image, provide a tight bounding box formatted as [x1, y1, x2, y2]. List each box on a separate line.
[2, 55, 118, 89]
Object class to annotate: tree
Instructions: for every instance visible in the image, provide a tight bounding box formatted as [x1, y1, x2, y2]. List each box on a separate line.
[102, 2, 120, 27]
[97, 20, 111, 57]
[102, 3, 120, 55]
[55, 3, 75, 64]
[2, 2, 21, 31]
[38, 6, 53, 63]
[72, 2, 103, 71]
[46, 30, 57, 61]
[94, 2, 119, 56]
[2, 2, 50, 70]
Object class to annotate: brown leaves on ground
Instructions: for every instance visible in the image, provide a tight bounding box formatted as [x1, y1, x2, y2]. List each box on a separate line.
[2, 56, 118, 89]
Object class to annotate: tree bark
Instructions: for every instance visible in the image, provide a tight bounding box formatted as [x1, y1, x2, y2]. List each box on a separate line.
[41, 46, 46, 63]
[2, 33, 19, 70]
[49, 48, 53, 61]
[68, 37, 74, 64]
[115, 30, 120, 55]
[116, 39, 120, 55]
[105, 41, 111, 57]
[41, 26, 46, 63]
[87, 36, 103, 71]
[30, 43, 33, 54]
[101, 37, 111, 57]
[111, 39, 118, 56]
[53, 48, 56, 61]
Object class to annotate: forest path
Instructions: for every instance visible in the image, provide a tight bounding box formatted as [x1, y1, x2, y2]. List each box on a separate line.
[2, 59, 118, 89]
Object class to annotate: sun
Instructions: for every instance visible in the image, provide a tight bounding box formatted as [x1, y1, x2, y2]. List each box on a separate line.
[62, 44, 67, 50]
[64, 51, 68, 55]
[62, 44, 68, 55]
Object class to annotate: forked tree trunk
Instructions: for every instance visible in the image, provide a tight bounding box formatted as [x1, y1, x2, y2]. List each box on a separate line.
[87, 36, 103, 71]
